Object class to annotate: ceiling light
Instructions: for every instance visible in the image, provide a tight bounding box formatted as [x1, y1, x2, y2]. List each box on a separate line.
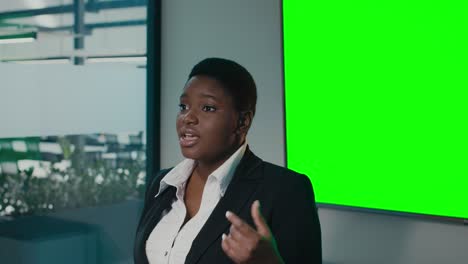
[2, 57, 70, 64]
[87, 55, 147, 63]
[0, 32, 37, 44]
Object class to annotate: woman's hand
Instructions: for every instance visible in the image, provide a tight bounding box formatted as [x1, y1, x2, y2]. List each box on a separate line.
[222, 200, 285, 264]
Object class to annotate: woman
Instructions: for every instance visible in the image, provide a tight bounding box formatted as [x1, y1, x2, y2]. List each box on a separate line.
[134, 58, 322, 264]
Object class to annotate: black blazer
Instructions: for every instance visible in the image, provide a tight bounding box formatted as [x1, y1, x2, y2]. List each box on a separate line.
[134, 148, 322, 263]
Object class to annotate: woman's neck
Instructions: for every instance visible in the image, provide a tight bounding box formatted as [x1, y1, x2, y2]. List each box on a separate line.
[193, 141, 244, 182]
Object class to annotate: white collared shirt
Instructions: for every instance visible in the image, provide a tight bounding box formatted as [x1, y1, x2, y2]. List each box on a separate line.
[145, 142, 247, 264]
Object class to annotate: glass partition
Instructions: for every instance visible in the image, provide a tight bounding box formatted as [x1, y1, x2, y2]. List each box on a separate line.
[0, 1, 149, 263]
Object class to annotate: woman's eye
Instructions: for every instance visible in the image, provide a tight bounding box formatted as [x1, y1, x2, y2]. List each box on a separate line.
[202, 105, 217, 112]
[178, 104, 187, 111]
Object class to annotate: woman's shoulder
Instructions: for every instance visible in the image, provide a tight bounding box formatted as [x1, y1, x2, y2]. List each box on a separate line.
[256, 161, 317, 213]
[243, 149, 312, 188]
[148, 167, 172, 183]
[259, 161, 313, 188]
[155, 167, 173, 178]
[144, 168, 174, 198]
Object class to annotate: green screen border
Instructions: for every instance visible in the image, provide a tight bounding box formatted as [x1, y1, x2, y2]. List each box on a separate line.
[280, 0, 467, 224]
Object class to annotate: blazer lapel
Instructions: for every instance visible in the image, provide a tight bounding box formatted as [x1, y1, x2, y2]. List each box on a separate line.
[185, 149, 263, 264]
[140, 185, 177, 241]
[135, 183, 176, 264]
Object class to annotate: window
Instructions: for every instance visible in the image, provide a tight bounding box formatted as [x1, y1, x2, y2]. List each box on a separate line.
[0, 1, 152, 262]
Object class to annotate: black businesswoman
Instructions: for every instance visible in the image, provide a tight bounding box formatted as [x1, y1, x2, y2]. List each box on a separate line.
[134, 58, 322, 264]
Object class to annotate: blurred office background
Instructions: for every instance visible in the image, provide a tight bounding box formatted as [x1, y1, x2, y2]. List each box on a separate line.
[0, 0, 146, 263]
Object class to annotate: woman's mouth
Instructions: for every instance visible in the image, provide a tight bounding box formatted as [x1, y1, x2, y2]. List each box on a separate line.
[179, 133, 199, 147]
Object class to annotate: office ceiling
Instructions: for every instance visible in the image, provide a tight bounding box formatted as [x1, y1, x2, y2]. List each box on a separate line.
[0, 0, 73, 13]
[0, 0, 147, 61]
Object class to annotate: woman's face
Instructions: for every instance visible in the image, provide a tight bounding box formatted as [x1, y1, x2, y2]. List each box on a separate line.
[176, 75, 240, 163]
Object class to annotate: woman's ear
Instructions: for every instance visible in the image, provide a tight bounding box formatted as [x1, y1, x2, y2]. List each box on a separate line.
[236, 111, 253, 135]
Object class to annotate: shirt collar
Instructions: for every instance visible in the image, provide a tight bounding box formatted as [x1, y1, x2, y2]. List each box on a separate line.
[212, 141, 247, 196]
[155, 142, 247, 198]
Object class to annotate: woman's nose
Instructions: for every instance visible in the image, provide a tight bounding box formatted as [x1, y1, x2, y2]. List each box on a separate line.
[183, 109, 198, 125]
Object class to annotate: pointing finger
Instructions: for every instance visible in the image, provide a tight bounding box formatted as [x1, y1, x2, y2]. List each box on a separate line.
[226, 211, 257, 237]
[225, 211, 244, 227]
[251, 200, 270, 237]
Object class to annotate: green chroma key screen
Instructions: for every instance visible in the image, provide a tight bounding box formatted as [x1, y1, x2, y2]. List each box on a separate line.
[283, 1, 468, 219]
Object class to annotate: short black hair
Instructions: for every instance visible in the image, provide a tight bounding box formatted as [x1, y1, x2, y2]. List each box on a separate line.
[188, 57, 257, 116]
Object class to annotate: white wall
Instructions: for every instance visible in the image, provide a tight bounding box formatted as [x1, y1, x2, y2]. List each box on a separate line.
[159, 0, 285, 168]
[160, 1, 468, 264]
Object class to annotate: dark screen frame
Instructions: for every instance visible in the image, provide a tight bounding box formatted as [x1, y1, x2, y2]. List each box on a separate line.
[280, 0, 467, 226]
[146, 0, 162, 183]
